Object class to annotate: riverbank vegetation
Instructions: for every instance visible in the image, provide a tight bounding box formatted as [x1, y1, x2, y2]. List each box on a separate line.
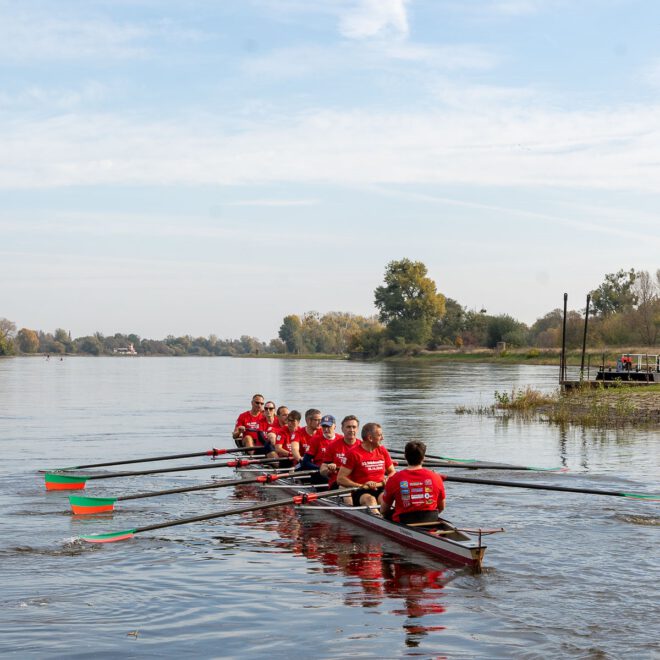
[1, 262, 658, 358]
[456, 383, 660, 428]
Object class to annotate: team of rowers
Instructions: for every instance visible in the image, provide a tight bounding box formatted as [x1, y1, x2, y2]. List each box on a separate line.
[233, 394, 446, 524]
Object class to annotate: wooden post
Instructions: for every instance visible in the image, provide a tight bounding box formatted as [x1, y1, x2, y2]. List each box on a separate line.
[580, 293, 590, 382]
[560, 293, 568, 384]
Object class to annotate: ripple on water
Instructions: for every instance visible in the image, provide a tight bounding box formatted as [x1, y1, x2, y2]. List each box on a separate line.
[615, 513, 660, 526]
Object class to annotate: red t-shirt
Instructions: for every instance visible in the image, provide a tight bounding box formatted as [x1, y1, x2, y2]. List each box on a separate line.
[275, 426, 300, 453]
[343, 444, 393, 485]
[307, 432, 344, 465]
[271, 418, 284, 430]
[382, 468, 445, 522]
[295, 428, 319, 456]
[324, 437, 361, 485]
[263, 418, 278, 437]
[235, 411, 266, 442]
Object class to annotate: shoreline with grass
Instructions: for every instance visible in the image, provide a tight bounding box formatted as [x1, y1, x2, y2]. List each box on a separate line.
[456, 383, 660, 428]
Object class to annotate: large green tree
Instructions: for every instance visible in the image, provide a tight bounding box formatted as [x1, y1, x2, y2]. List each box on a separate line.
[0, 318, 16, 355]
[590, 269, 638, 316]
[17, 328, 40, 353]
[278, 314, 304, 353]
[374, 259, 446, 345]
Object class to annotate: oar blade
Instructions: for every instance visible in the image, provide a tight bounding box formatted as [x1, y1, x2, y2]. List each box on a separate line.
[45, 473, 87, 491]
[70, 495, 117, 515]
[80, 529, 136, 544]
[623, 492, 660, 500]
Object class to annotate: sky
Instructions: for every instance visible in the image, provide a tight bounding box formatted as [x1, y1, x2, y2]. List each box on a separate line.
[2, 0, 659, 341]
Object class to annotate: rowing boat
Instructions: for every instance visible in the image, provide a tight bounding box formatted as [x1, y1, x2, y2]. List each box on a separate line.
[236, 466, 488, 573]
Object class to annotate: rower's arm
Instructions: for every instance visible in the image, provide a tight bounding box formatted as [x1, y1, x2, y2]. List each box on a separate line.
[379, 485, 394, 517]
[291, 441, 302, 463]
[337, 466, 360, 488]
[320, 462, 336, 477]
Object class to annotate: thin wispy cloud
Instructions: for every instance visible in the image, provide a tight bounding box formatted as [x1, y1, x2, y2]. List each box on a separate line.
[226, 199, 318, 207]
[339, 0, 410, 39]
[2, 100, 658, 192]
[0, 5, 205, 61]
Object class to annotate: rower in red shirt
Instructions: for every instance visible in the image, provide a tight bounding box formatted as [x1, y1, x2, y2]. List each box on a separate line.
[320, 415, 361, 488]
[273, 405, 290, 431]
[291, 408, 321, 464]
[380, 440, 445, 524]
[232, 394, 266, 449]
[300, 414, 344, 483]
[337, 422, 395, 508]
[274, 410, 302, 466]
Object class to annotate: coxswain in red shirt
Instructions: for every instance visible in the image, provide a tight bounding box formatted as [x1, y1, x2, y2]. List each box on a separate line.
[380, 441, 445, 524]
[337, 422, 395, 508]
[291, 408, 322, 464]
[300, 414, 344, 483]
[232, 394, 266, 450]
[320, 415, 361, 489]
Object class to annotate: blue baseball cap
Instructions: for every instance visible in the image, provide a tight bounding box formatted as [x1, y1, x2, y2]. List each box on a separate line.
[320, 414, 336, 427]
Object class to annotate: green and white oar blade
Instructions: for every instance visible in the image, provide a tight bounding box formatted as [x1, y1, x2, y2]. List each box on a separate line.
[622, 492, 660, 500]
[80, 529, 137, 543]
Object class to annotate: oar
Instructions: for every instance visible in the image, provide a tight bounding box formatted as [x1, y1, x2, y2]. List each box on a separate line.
[46, 446, 263, 472]
[44, 457, 285, 491]
[438, 474, 659, 500]
[389, 448, 564, 472]
[79, 487, 358, 544]
[69, 470, 317, 514]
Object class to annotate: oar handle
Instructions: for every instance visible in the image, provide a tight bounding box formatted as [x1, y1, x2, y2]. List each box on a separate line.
[55, 446, 264, 471]
[119, 470, 317, 501]
[86, 457, 283, 480]
[425, 461, 545, 471]
[441, 474, 650, 498]
[133, 487, 357, 534]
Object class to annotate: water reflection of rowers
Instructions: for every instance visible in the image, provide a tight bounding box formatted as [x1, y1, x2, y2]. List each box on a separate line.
[337, 422, 396, 508]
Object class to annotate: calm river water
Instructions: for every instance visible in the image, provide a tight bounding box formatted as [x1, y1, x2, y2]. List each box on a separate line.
[0, 357, 658, 659]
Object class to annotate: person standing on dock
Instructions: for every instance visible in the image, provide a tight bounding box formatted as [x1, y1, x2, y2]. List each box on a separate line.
[337, 422, 395, 508]
[321, 415, 361, 489]
[380, 441, 445, 524]
[232, 394, 266, 449]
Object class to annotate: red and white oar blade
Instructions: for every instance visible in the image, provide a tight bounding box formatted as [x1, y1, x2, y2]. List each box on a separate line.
[70, 495, 117, 515]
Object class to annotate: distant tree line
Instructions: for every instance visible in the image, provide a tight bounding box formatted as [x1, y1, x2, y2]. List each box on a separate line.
[0, 324, 283, 357]
[1, 264, 658, 358]
[343, 262, 660, 357]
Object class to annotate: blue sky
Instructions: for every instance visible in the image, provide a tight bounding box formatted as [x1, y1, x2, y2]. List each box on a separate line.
[2, 0, 659, 340]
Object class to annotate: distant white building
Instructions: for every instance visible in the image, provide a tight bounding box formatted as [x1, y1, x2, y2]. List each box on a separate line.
[114, 342, 138, 355]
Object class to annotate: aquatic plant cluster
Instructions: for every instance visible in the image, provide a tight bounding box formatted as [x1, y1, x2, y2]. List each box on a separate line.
[456, 384, 660, 428]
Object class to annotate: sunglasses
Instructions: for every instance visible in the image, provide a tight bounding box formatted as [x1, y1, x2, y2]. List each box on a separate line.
[265, 406, 275, 411]
[253, 401, 264, 406]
